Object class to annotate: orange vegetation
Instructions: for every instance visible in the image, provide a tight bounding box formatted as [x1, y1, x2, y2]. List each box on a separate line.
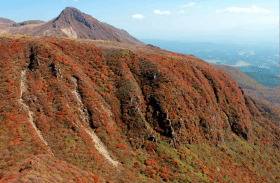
[0, 36, 279, 182]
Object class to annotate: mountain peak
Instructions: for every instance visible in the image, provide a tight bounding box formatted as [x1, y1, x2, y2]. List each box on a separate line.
[57, 6, 95, 27]
[61, 7, 83, 15]
[52, 7, 144, 44]
[65, 6, 77, 10]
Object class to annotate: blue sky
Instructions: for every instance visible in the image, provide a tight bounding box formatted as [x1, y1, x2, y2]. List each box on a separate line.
[0, 0, 278, 45]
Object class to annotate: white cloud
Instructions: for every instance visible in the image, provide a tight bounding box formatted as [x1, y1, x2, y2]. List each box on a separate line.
[74, 0, 78, 1]
[181, 2, 195, 8]
[217, 5, 271, 14]
[154, 10, 171, 15]
[238, 51, 246, 56]
[234, 61, 251, 67]
[178, 10, 185, 14]
[132, 14, 144, 19]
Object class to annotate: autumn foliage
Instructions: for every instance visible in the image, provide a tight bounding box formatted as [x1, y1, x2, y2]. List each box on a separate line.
[0, 35, 279, 182]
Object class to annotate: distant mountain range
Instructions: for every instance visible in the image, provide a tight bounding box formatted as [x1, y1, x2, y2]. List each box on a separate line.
[0, 7, 143, 45]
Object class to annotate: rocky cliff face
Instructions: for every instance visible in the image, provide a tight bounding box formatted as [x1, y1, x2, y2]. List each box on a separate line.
[0, 7, 143, 45]
[0, 36, 279, 182]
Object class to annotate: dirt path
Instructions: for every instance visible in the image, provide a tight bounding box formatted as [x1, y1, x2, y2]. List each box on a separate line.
[19, 70, 53, 155]
[71, 77, 120, 167]
[84, 128, 120, 167]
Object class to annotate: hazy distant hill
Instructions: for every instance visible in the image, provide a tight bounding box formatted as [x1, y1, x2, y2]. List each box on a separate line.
[0, 7, 143, 45]
[244, 71, 279, 88]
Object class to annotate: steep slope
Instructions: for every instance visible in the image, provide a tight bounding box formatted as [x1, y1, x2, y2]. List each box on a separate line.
[0, 35, 279, 182]
[0, 7, 143, 45]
